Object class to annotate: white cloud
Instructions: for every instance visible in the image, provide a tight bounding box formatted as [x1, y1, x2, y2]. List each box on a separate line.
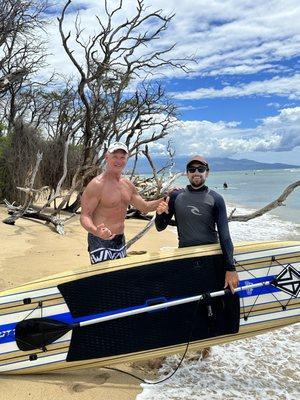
[177, 105, 208, 111]
[149, 107, 300, 157]
[41, 0, 300, 81]
[172, 74, 300, 100]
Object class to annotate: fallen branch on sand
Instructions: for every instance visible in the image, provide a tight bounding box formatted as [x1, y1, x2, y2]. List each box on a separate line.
[3, 200, 76, 235]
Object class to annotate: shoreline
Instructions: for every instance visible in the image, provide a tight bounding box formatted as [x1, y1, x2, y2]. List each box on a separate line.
[225, 203, 300, 241]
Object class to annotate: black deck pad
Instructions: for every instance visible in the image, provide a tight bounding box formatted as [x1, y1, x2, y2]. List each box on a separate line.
[58, 254, 240, 362]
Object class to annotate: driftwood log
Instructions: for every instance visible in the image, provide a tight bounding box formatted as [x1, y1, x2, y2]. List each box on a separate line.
[4, 201, 66, 234]
[228, 180, 300, 221]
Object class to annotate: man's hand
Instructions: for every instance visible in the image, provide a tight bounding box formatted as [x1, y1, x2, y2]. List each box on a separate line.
[96, 223, 116, 240]
[156, 196, 169, 215]
[224, 271, 239, 294]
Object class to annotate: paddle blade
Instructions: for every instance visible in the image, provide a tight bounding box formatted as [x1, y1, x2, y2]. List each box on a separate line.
[15, 318, 71, 351]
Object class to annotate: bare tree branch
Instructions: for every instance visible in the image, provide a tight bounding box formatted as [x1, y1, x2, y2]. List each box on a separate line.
[228, 180, 300, 222]
[0, 68, 28, 93]
[55, 0, 192, 207]
[126, 214, 156, 250]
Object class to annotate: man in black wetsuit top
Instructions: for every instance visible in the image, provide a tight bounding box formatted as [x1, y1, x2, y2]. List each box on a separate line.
[155, 155, 239, 361]
[155, 155, 239, 292]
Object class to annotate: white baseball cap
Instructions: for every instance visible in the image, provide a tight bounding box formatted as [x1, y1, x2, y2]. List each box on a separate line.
[107, 142, 129, 153]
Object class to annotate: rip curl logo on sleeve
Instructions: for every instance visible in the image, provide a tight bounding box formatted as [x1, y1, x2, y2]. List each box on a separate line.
[187, 205, 202, 216]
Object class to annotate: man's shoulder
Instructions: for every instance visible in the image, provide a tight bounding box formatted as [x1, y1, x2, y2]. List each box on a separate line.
[120, 177, 135, 189]
[90, 174, 105, 186]
[120, 176, 132, 183]
[85, 174, 105, 192]
[207, 187, 222, 197]
[207, 188, 226, 205]
[169, 188, 185, 200]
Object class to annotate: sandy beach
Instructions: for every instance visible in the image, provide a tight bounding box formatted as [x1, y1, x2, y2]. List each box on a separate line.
[0, 205, 177, 400]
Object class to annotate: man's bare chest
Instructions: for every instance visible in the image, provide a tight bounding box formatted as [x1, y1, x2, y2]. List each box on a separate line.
[100, 183, 132, 208]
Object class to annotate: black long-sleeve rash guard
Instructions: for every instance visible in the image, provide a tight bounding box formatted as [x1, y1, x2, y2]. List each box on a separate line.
[155, 185, 235, 271]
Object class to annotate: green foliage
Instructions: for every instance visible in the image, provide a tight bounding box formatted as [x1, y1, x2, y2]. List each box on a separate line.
[0, 117, 86, 204]
[1, 121, 44, 203]
[0, 122, 6, 135]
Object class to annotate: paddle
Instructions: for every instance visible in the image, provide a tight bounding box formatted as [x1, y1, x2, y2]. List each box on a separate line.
[15, 264, 300, 351]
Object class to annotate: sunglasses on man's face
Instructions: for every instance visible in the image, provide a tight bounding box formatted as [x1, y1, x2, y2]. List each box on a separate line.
[187, 166, 207, 173]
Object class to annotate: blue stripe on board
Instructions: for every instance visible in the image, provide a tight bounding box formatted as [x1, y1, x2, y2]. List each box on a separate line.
[238, 276, 280, 297]
[0, 301, 164, 344]
[0, 276, 282, 345]
[2, 309, 298, 373]
[0, 322, 17, 344]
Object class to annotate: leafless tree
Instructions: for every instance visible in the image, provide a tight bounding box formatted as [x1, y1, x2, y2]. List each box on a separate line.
[0, 0, 50, 125]
[56, 0, 191, 211]
[1, 0, 191, 222]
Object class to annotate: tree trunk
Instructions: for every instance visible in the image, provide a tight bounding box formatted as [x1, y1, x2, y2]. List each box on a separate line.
[63, 193, 81, 213]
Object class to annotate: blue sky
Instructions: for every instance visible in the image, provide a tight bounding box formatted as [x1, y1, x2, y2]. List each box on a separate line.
[43, 0, 300, 165]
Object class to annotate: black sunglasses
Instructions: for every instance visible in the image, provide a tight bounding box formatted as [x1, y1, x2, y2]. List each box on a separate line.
[187, 166, 207, 173]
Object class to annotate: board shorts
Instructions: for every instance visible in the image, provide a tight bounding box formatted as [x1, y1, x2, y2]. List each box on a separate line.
[88, 233, 127, 265]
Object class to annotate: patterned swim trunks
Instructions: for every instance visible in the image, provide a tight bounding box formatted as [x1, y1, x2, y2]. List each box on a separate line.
[88, 233, 127, 264]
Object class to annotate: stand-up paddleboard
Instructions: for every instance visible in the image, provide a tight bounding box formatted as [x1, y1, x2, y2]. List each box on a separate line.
[0, 240, 299, 374]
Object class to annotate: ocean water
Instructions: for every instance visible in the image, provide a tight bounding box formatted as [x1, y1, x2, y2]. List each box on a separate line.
[174, 168, 300, 229]
[137, 169, 300, 400]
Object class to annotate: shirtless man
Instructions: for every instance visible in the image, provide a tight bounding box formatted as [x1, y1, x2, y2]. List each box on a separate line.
[80, 142, 163, 264]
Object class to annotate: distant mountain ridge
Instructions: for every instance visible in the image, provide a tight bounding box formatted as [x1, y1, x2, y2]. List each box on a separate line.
[127, 156, 300, 173]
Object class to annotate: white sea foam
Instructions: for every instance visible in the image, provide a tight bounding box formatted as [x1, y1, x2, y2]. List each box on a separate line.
[228, 206, 300, 242]
[164, 205, 300, 242]
[139, 207, 300, 400]
[137, 325, 300, 400]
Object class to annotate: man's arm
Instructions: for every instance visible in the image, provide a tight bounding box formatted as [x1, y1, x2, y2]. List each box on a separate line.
[214, 193, 239, 292]
[129, 182, 164, 213]
[155, 195, 175, 231]
[214, 194, 235, 269]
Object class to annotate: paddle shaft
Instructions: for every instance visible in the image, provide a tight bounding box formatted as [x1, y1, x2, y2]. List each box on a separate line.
[78, 280, 272, 328]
